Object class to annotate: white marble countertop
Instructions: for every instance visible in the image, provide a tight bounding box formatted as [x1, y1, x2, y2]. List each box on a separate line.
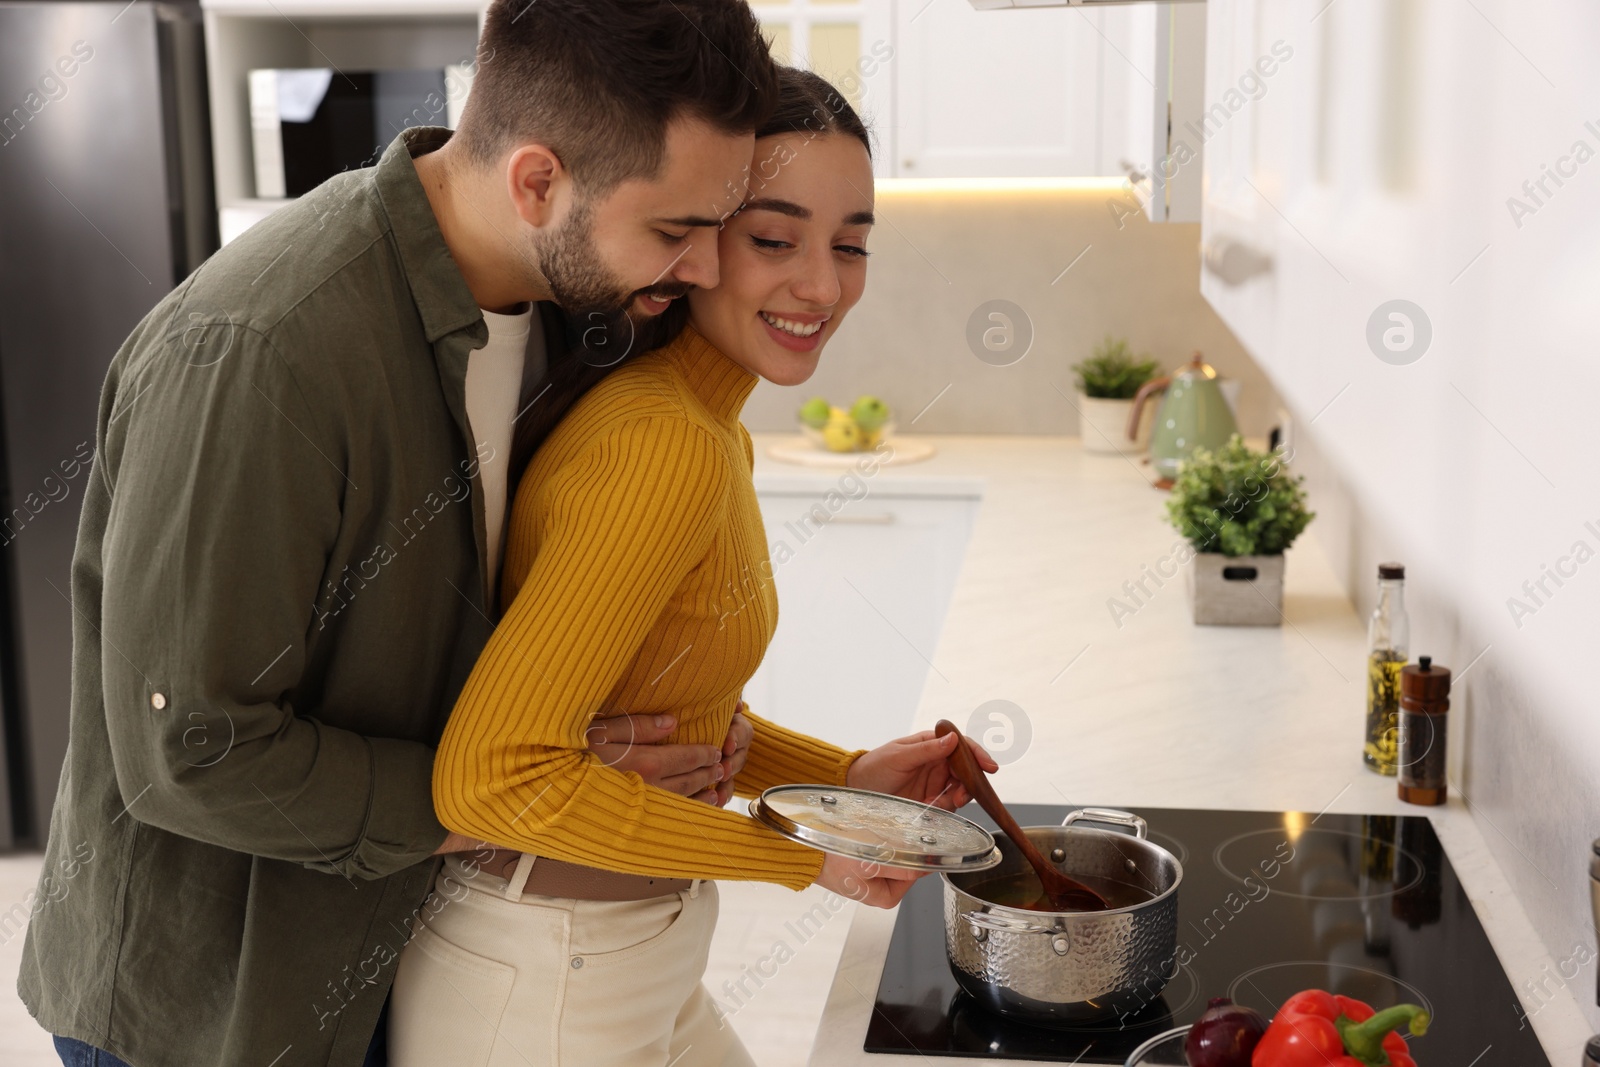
[748, 432, 1589, 1067]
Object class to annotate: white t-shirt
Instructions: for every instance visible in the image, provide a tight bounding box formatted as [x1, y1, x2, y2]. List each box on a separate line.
[467, 305, 538, 595]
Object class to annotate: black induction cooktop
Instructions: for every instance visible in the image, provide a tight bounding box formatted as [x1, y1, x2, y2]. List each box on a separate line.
[864, 805, 1550, 1064]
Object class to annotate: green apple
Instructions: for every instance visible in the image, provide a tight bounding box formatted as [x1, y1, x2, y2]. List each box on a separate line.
[850, 395, 890, 431]
[798, 396, 831, 429]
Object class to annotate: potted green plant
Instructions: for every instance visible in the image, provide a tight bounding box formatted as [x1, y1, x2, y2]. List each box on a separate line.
[1165, 435, 1314, 626]
[1072, 337, 1161, 455]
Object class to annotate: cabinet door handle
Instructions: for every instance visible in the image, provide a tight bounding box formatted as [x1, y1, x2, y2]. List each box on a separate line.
[1201, 237, 1273, 286]
[818, 512, 897, 525]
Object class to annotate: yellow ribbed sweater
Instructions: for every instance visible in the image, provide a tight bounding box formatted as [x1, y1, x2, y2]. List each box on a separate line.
[433, 325, 861, 890]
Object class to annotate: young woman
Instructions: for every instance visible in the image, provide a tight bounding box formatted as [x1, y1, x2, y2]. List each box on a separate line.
[389, 70, 996, 1067]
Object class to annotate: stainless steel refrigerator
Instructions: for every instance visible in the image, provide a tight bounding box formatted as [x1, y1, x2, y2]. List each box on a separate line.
[0, 1, 215, 848]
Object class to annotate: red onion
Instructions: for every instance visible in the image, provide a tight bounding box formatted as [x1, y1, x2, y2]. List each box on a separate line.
[1184, 997, 1268, 1067]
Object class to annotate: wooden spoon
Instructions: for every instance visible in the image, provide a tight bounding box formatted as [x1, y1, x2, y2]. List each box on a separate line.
[936, 719, 1109, 912]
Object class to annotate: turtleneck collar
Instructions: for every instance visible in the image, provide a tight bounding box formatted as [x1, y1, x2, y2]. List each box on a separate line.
[658, 323, 760, 427]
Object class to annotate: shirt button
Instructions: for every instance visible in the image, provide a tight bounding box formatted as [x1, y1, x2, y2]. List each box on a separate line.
[150, 692, 167, 710]
[570, 958, 584, 969]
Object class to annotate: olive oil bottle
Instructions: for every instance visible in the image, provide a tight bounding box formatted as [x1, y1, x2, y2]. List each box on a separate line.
[1363, 563, 1410, 774]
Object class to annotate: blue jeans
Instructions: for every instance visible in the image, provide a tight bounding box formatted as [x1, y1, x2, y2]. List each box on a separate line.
[52, 1036, 133, 1067]
[55, 996, 391, 1067]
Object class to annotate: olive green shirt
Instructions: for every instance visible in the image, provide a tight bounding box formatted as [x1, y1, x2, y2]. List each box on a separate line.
[17, 127, 549, 1066]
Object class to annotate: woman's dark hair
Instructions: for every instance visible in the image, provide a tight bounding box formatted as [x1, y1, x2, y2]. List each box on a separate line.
[456, 0, 778, 194]
[508, 68, 872, 484]
[758, 68, 873, 159]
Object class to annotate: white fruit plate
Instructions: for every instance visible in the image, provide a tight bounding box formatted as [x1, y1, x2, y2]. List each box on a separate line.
[766, 433, 936, 468]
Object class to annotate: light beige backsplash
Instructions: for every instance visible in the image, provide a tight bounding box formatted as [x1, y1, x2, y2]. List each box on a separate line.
[740, 183, 1279, 439]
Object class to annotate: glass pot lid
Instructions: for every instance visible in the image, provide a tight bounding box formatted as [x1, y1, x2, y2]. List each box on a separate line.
[751, 785, 1002, 872]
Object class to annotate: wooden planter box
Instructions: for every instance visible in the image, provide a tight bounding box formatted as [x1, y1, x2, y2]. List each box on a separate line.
[1186, 552, 1285, 626]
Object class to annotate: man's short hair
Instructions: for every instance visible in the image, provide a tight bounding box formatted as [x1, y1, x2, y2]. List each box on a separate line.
[455, 0, 779, 194]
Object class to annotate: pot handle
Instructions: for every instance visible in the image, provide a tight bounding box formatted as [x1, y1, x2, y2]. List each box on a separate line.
[963, 912, 1071, 955]
[962, 910, 1063, 940]
[1060, 807, 1148, 840]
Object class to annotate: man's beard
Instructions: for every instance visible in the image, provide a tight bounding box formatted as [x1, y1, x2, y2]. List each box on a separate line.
[537, 201, 693, 366]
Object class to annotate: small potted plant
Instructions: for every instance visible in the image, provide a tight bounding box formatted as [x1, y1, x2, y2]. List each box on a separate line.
[1072, 337, 1161, 455]
[1166, 435, 1314, 626]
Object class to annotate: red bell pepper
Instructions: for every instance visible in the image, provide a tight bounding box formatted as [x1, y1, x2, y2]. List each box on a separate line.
[1251, 989, 1430, 1067]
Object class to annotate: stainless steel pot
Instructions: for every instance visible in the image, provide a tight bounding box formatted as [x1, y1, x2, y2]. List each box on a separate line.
[942, 808, 1182, 1026]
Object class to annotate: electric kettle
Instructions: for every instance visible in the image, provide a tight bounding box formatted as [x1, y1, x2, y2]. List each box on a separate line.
[1127, 351, 1238, 488]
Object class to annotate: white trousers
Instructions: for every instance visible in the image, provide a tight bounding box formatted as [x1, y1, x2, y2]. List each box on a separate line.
[388, 854, 757, 1067]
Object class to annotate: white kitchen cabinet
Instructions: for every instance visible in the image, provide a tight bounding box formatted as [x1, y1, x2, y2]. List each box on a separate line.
[1119, 1, 1207, 222]
[755, 0, 1190, 185]
[1195, 0, 1452, 402]
[891, 2, 1106, 177]
[743, 487, 980, 753]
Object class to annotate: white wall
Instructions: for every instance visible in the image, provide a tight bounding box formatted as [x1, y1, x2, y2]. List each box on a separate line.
[1198, 0, 1600, 1026]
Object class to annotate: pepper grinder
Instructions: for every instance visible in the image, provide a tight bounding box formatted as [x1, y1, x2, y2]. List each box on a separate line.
[1397, 656, 1450, 805]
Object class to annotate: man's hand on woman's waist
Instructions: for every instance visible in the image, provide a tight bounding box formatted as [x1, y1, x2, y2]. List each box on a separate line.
[433, 705, 752, 856]
[586, 703, 752, 805]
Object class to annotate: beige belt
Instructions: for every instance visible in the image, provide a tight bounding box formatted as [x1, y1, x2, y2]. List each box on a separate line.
[486, 850, 696, 903]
